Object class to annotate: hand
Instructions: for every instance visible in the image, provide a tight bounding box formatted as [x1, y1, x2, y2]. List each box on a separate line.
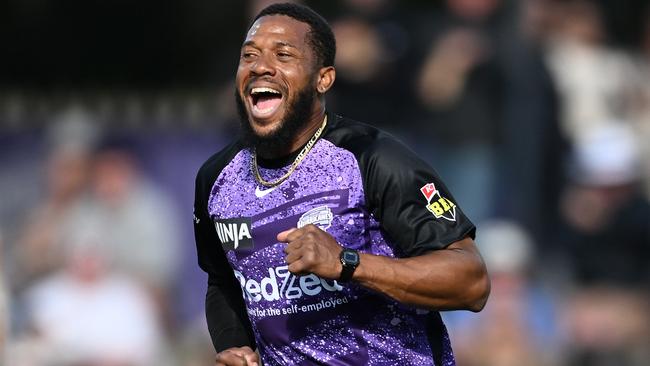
[278, 224, 343, 279]
[215, 346, 259, 366]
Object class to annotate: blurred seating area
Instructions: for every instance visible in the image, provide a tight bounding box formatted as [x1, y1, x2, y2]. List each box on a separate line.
[1, 0, 649, 365]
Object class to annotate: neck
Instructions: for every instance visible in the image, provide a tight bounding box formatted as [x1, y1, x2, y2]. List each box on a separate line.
[256, 106, 326, 160]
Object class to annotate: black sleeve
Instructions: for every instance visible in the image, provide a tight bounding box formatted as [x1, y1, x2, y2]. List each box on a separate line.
[194, 152, 255, 352]
[205, 283, 255, 352]
[359, 136, 476, 257]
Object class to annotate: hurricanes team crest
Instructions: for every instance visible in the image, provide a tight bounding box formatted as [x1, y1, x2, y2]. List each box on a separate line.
[420, 183, 457, 222]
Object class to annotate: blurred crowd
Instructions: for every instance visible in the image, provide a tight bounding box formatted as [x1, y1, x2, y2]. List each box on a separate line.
[1, 0, 649, 365]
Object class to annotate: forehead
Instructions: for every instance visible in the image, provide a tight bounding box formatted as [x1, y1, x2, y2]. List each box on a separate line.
[244, 15, 311, 47]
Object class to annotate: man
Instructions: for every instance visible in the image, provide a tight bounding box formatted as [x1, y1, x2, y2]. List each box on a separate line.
[194, 3, 490, 365]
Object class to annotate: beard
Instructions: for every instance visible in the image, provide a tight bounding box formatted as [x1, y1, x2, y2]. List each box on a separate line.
[236, 85, 316, 153]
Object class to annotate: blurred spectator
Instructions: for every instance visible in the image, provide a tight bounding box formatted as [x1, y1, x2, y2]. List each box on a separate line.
[327, 0, 408, 130]
[555, 123, 650, 365]
[10, 230, 165, 366]
[405, 0, 563, 232]
[77, 139, 181, 291]
[64, 138, 184, 339]
[542, 4, 650, 360]
[557, 123, 650, 286]
[499, 0, 566, 241]
[563, 287, 650, 366]
[11, 109, 97, 289]
[405, 0, 507, 222]
[544, 0, 636, 144]
[12, 148, 92, 287]
[445, 220, 561, 366]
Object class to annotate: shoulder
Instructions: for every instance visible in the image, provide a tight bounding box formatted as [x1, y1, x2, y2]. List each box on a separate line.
[325, 114, 476, 253]
[195, 140, 244, 205]
[324, 112, 421, 169]
[196, 140, 244, 188]
[324, 113, 431, 179]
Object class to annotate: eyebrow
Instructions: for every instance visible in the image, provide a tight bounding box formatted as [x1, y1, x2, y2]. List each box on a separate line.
[242, 40, 299, 49]
[275, 41, 298, 49]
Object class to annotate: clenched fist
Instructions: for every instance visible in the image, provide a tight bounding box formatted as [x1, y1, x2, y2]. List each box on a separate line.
[278, 224, 344, 279]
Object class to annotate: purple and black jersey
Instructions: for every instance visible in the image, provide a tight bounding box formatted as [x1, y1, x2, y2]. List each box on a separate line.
[194, 113, 475, 365]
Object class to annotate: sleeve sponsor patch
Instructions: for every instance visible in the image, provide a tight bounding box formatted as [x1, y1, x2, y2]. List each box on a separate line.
[420, 183, 457, 222]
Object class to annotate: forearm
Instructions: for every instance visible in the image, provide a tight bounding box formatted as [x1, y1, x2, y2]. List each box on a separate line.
[206, 283, 256, 352]
[353, 237, 490, 311]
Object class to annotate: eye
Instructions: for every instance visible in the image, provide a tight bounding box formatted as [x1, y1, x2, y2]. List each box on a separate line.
[241, 50, 257, 60]
[277, 51, 292, 59]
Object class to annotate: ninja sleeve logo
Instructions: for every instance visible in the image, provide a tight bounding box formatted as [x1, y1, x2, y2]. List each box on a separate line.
[420, 183, 457, 222]
[214, 217, 254, 250]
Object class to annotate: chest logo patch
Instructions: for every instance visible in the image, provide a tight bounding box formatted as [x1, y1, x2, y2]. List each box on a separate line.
[297, 205, 333, 231]
[214, 217, 254, 250]
[420, 183, 457, 222]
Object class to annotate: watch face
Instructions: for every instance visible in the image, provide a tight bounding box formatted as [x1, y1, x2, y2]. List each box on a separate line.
[343, 251, 359, 264]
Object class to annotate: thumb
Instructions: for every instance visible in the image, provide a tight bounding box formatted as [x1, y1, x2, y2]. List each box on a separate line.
[245, 356, 259, 366]
[277, 227, 297, 242]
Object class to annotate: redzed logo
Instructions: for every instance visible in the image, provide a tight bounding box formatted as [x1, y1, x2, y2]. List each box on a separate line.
[233, 266, 343, 303]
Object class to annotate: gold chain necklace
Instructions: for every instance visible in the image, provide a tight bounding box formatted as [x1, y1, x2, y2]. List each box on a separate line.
[251, 116, 327, 187]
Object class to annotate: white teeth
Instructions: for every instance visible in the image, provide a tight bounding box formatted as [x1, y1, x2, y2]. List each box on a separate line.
[251, 87, 281, 95]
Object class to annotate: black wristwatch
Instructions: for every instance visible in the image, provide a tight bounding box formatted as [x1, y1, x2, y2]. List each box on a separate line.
[339, 249, 360, 282]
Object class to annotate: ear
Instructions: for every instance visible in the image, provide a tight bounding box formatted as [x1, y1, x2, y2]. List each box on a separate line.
[316, 66, 336, 94]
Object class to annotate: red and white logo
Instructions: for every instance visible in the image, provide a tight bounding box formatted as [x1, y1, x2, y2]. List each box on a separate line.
[420, 183, 438, 201]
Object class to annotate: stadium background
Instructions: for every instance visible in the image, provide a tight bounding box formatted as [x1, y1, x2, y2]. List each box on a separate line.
[1, 0, 649, 365]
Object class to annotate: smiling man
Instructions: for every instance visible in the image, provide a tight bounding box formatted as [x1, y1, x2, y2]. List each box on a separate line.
[193, 3, 490, 366]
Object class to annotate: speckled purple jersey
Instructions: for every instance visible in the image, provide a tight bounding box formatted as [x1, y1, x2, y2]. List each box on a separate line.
[195, 113, 475, 365]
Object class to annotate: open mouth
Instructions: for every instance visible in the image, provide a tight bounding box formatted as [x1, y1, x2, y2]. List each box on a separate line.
[249, 87, 284, 118]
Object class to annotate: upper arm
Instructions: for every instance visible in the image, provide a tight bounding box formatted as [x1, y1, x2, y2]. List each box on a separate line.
[361, 138, 476, 257]
[194, 152, 255, 350]
[194, 166, 228, 281]
[193, 144, 244, 283]
[446, 236, 481, 255]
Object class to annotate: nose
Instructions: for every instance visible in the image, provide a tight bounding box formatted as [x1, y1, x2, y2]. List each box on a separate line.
[250, 53, 275, 76]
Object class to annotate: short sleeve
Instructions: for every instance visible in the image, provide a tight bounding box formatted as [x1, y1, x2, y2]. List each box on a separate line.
[361, 138, 476, 257]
